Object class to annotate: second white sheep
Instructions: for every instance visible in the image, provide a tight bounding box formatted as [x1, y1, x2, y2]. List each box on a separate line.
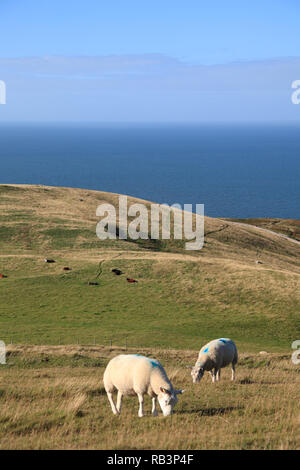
[191, 338, 238, 383]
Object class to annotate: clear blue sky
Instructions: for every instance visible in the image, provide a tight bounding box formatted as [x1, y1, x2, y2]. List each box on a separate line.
[1, 0, 300, 63]
[0, 0, 300, 122]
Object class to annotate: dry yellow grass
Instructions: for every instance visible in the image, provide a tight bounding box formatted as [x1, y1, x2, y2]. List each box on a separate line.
[1, 184, 299, 267]
[0, 345, 299, 450]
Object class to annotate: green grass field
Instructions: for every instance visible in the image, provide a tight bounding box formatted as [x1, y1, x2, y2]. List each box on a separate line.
[1, 256, 299, 351]
[0, 184, 299, 449]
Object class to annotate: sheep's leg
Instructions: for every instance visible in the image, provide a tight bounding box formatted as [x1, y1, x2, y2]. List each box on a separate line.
[137, 393, 145, 418]
[209, 371, 214, 383]
[151, 397, 158, 416]
[116, 391, 123, 414]
[107, 392, 119, 415]
[216, 369, 221, 381]
[211, 369, 217, 383]
[231, 364, 236, 381]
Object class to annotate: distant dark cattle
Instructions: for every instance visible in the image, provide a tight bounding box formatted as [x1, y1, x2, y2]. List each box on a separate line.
[126, 278, 138, 283]
[44, 259, 55, 263]
[63, 267, 71, 271]
[112, 269, 123, 276]
[0, 274, 7, 279]
[88, 281, 99, 286]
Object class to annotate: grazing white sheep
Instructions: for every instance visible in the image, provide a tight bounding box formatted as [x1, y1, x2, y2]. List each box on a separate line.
[103, 354, 184, 417]
[191, 338, 238, 383]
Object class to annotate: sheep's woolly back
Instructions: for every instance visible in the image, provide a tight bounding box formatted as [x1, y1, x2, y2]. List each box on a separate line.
[196, 338, 238, 369]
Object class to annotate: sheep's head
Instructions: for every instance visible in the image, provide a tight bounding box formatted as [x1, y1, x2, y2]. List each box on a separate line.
[157, 387, 184, 416]
[191, 364, 204, 383]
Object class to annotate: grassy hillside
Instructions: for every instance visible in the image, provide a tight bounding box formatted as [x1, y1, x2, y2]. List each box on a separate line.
[0, 345, 299, 450]
[0, 184, 299, 351]
[0, 184, 299, 451]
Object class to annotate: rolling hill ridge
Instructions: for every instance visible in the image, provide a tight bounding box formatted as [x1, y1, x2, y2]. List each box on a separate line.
[0, 184, 299, 351]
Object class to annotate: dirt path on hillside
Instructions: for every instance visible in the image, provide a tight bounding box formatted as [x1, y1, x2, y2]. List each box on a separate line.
[227, 221, 300, 246]
[0, 251, 199, 262]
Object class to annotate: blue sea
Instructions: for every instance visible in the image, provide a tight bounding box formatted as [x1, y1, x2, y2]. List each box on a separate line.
[0, 123, 299, 218]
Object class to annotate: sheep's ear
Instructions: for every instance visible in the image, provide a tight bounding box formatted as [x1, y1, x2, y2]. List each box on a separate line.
[160, 387, 171, 395]
[175, 389, 185, 395]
